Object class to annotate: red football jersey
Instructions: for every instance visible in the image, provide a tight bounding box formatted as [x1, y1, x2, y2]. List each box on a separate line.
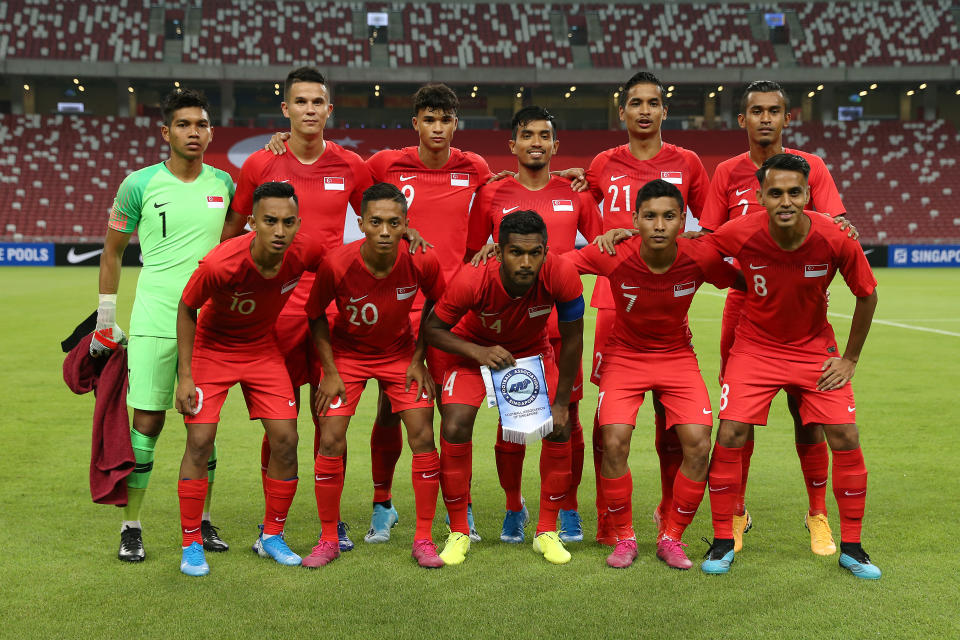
[305, 239, 445, 358]
[433, 253, 583, 357]
[586, 143, 709, 309]
[182, 232, 324, 351]
[704, 211, 877, 361]
[569, 237, 737, 354]
[233, 141, 374, 313]
[366, 146, 492, 277]
[700, 147, 845, 232]
[465, 176, 602, 255]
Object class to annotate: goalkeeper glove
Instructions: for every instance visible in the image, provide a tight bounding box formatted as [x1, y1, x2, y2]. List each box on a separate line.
[90, 294, 128, 357]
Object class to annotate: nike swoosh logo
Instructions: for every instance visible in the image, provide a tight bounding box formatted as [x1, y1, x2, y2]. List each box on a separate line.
[502, 206, 520, 214]
[288, 400, 296, 406]
[234, 291, 254, 296]
[677, 508, 697, 514]
[702, 408, 712, 414]
[400, 175, 416, 181]
[480, 311, 499, 316]
[549, 495, 565, 501]
[812, 480, 827, 487]
[274, 516, 286, 522]
[315, 475, 334, 481]
[844, 490, 865, 496]
[349, 295, 368, 302]
[154, 202, 170, 208]
[373, 482, 387, 487]
[421, 472, 439, 479]
[572, 384, 583, 392]
[608, 505, 625, 512]
[281, 278, 300, 294]
[184, 527, 200, 533]
[447, 496, 463, 502]
[610, 175, 627, 182]
[620, 283, 640, 290]
[863, 249, 874, 255]
[66, 247, 104, 264]
[735, 188, 751, 196]
[748, 264, 767, 270]
[709, 486, 729, 492]
[847, 406, 856, 412]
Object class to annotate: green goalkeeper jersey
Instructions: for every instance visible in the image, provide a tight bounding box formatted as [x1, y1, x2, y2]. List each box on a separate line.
[109, 161, 235, 338]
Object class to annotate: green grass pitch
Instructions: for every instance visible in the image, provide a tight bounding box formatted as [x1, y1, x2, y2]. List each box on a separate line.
[2, 266, 959, 639]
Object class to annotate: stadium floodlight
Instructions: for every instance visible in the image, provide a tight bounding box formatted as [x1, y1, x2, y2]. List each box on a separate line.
[956, 89, 960, 95]
[859, 90, 867, 96]
[473, 85, 478, 91]
[666, 92, 673, 98]
[667, 85, 674, 92]
[907, 90, 915, 96]
[73, 78, 79, 84]
[78, 85, 85, 92]
[708, 92, 716, 98]
[817, 84, 824, 91]
[919, 83, 927, 90]
[23, 84, 29, 91]
[516, 92, 522, 98]
[570, 85, 576, 92]
[564, 92, 570, 99]
[174, 81, 181, 88]
[807, 91, 815, 98]
[375, 84, 380, 90]
[127, 86, 134, 93]
[717, 85, 724, 92]
[869, 83, 878, 90]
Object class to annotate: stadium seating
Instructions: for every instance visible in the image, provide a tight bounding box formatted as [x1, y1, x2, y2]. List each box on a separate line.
[789, 119, 960, 243]
[0, 0, 162, 62]
[1, 114, 957, 244]
[788, 0, 960, 67]
[587, 3, 776, 69]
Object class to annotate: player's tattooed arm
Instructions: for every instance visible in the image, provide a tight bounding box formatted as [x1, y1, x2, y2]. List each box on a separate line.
[548, 317, 584, 441]
[469, 243, 497, 266]
[220, 208, 247, 242]
[309, 315, 347, 416]
[265, 132, 291, 155]
[818, 289, 878, 391]
[174, 300, 200, 416]
[423, 310, 516, 369]
[594, 228, 636, 254]
[551, 167, 588, 193]
[405, 227, 433, 253]
[407, 301, 437, 402]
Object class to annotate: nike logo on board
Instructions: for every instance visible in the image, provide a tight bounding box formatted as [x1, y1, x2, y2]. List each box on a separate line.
[66, 248, 103, 263]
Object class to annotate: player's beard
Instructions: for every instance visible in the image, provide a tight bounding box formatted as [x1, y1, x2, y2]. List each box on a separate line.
[520, 157, 548, 171]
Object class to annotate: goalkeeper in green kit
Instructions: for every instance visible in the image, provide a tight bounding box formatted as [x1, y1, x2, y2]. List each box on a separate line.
[93, 89, 245, 562]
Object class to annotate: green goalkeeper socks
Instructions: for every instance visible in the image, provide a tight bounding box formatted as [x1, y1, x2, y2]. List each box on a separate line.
[124, 427, 157, 522]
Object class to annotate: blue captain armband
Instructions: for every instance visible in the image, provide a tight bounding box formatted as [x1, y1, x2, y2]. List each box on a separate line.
[556, 295, 585, 322]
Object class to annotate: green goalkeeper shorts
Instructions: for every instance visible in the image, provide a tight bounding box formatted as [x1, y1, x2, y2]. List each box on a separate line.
[127, 335, 179, 411]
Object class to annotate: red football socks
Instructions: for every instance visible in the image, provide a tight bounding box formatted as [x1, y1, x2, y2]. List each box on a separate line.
[495, 424, 526, 512]
[314, 455, 344, 542]
[411, 450, 440, 541]
[796, 441, 830, 515]
[735, 438, 755, 516]
[708, 443, 742, 539]
[600, 472, 634, 540]
[663, 470, 706, 541]
[263, 476, 298, 536]
[536, 440, 571, 535]
[832, 447, 868, 543]
[592, 414, 607, 515]
[439, 436, 472, 535]
[654, 413, 682, 517]
[178, 477, 208, 547]
[371, 421, 403, 503]
[562, 403, 584, 511]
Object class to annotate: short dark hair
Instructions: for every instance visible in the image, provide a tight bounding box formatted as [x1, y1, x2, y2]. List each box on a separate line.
[498, 210, 548, 247]
[756, 153, 810, 185]
[284, 66, 327, 100]
[161, 89, 208, 126]
[511, 106, 557, 140]
[740, 80, 790, 114]
[252, 181, 298, 211]
[619, 71, 667, 109]
[413, 83, 459, 115]
[361, 182, 408, 217]
[635, 179, 684, 213]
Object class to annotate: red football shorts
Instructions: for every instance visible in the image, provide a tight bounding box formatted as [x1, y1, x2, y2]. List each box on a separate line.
[186, 345, 297, 424]
[319, 351, 434, 417]
[590, 307, 616, 386]
[434, 350, 559, 408]
[719, 289, 746, 381]
[549, 335, 584, 402]
[597, 351, 713, 428]
[719, 350, 857, 426]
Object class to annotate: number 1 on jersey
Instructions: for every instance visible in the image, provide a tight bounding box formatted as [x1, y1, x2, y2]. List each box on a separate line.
[159, 210, 167, 237]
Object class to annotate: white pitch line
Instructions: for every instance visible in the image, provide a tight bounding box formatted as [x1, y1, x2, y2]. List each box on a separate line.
[827, 312, 960, 338]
